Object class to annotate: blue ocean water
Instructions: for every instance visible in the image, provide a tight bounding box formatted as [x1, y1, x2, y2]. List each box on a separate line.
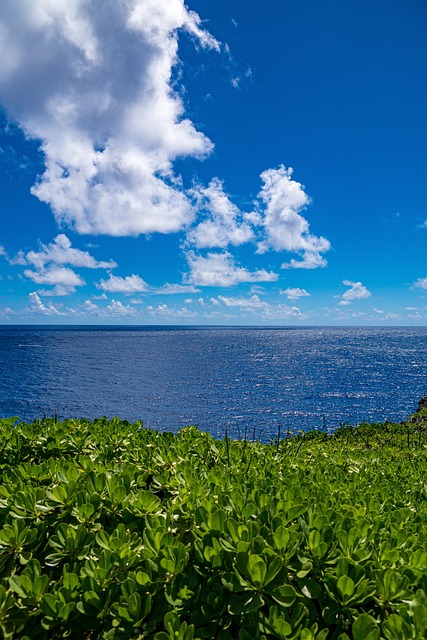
[0, 325, 426, 441]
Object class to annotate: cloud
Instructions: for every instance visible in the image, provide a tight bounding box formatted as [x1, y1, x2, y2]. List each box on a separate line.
[106, 300, 136, 316]
[339, 280, 372, 305]
[256, 166, 330, 268]
[0, 0, 219, 236]
[97, 273, 148, 293]
[217, 294, 266, 308]
[185, 251, 278, 287]
[23, 234, 116, 270]
[153, 283, 201, 295]
[216, 294, 306, 319]
[188, 178, 254, 249]
[0, 246, 6, 257]
[281, 252, 327, 270]
[83, 298, 136, 317]
[260, 304, 306, 320]
[28, 291, 62, 315]
[280, 287, 310, 301]
[147, 304, 198, 318]
[413, 277, 427, 290]
[24, 265, 85, 287]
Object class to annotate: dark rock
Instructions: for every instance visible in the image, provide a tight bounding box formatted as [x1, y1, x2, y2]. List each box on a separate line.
[416, 397, 427, 413]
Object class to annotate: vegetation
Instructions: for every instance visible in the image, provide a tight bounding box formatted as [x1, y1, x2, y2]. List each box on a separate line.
[0, 415, 427, 639]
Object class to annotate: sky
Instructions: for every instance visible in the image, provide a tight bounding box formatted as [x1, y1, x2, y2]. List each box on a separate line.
[0, 0, 427, 325]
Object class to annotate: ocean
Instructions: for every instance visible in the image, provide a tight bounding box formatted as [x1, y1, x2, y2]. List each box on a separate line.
[1, 325, 426, 441]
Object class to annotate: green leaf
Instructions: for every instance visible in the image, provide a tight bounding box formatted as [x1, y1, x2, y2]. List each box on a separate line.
[273, 618, 292, 638]
[248, 554, 267, 587]
[273, 526, 290, 550]
[352, 614, 379, 640]
[337, 575, 355, 600]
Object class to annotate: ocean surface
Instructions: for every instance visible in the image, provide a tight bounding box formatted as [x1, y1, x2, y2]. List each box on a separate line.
[1, 325, 426, 441]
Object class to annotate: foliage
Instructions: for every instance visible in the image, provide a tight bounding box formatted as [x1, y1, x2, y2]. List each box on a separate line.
[0, 415, 426, 638]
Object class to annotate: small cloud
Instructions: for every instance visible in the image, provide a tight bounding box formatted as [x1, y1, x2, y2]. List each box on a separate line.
[185, 251, 278, 287]
[188, 178, 254, 249]
[28, 292, 62, 315]
[25, 235, 117, 270]
[256, 166, 330, 269]
[412, 277, 427, 290]
[97, 274, 148, 294]
[24, 265, 85, 287]
[154, 283, 201, 295]
[339, 280, 371, 306]
[217, 294, 265, 309]
[147, 304, 198, 319]
[280, 287, 310, 301]
[106, 300, 136, 316]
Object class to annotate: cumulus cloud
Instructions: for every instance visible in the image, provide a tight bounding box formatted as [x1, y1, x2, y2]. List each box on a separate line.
[188, 178, 254, 249]
[413, 277, 427, 290]
[23, 234, 116, 270]
[106, 300, 137, 316]
[215, 294, 306, 319]
[82, 298, 136, 316]
[28, 291, 62, 315]
[261, 304, 306, 320]
[280, 287, 310, 301]
[153, 283, 201, 295]
[147, 304, 198, 318]
[217, 294, 266, 308]
[185, 251, 278, 287]
[24, 265, 84, 286]
[0, 0, 219, 236]
[17, 234, 115, 294]
[256, 166, 330, 268]
[339, 280, 372, 305]
[97, 273, 148, 293]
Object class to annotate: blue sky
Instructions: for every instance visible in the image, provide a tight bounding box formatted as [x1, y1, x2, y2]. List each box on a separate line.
[1, 0, 427, 325]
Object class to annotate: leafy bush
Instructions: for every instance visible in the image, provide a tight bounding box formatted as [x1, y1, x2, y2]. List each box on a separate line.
[0, 416, 426, 638]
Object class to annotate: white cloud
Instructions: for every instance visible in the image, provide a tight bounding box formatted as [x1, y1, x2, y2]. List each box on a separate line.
[185, 251, 278, 287]
[9, 251, 27, 266]
[281, 252, 327, 270]
[97, 273, 148, 293]
[188, 178, 254, 249]
[0, 0, 219, 236]
[261, 304, 306, 320]
[153, 283, 201, 295]
[0, 246, 6, 257]
[256, 166, 330, 268]
[24, 265, 84, 286]
[413, 277, 427, 290]
[24, 234, 116, 270]
[106, 299, 136, 316]
[339, 280, 372, 305]
[82, 298, 136, 317]
[280, 287, 310, 301]
[147, 304, 198, 319]
[217, 294, 266, 308]
[28, 292, 62, 315]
